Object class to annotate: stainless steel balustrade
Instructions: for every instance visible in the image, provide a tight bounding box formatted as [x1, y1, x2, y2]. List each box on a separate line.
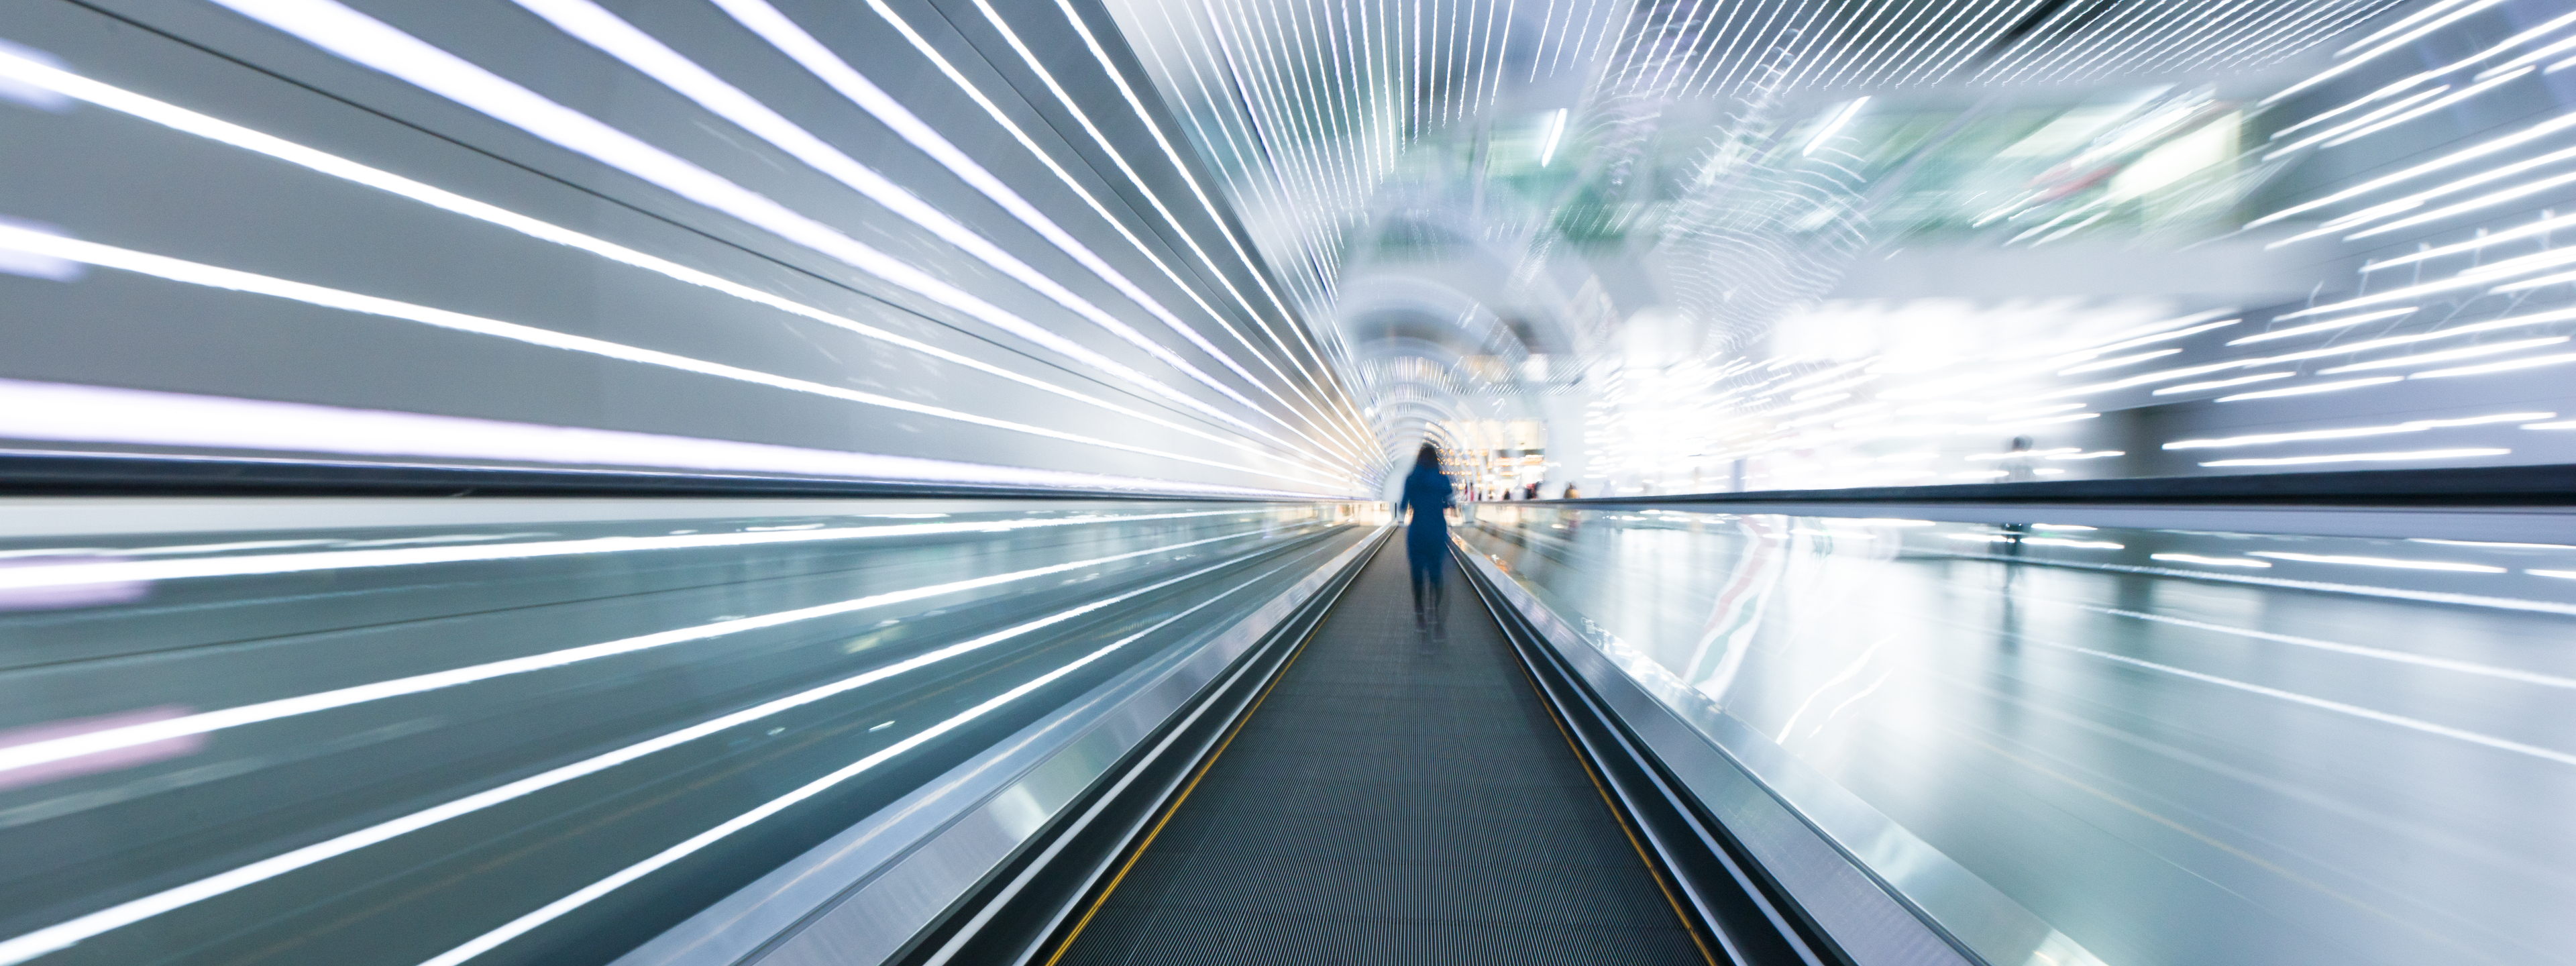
[0, 498, 1379, 966]
[1454, 500, 2576, 966]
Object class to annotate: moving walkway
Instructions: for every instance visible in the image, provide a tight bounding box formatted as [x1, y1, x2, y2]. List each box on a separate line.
[5, 467, 2574, 966]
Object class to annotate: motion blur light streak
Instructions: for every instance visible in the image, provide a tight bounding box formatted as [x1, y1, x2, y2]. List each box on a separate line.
[0, 549, 1273, 965]
[0, 226, 1336, 486]
[2317, 336, 2571, 373]
[0, 49, 1333, 477]
[206, 0, 1344, 470]
[0, 380, 1310, 499]
[2214, 377, 2403, 402]
[0, 529, 1269, 780]
[2150, 553, 2274, 567]
[410, 542, 1334, 966]
[2247, 551, 2508, 572]
[0, 507, 1257, 592]
[504, 0, 1339, 462]
[2200, 447, 2510, 466]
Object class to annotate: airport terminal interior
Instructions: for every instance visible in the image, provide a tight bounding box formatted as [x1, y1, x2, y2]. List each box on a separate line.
[3, 0, 2574, 963]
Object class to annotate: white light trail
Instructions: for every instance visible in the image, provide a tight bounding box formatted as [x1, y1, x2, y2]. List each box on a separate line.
[2346, 169, 2576, 240]
[2262, 83, 2451, 160]
[0, 506, 1264, 594]
[2025, 640, 2576, 767]
[2213, 376, 2394, 402]
[209, 0, 1311, 466]
[2263, 0, 2509, 106]
[2201, 447, 2509, 467]
[513, 0, 1336, 460]
[2152, 372, 2294, 395]
[2291, 68, 2534, 156]
[2318, 336, 2571, 374]
[2165, 412, 2551, 449]
[747, 0, 1370, 452]
[0, 549, 1273, 966]
[0, 380, 1311, 500]
[2411, 352, 2576, 378]
[1802, 97, 1869, 156]
[0, 226, 1327, 486]
[2225, 308, 2417, 345]
[2249, 111, 2576, 229]
[2247, 552, 2506, 572]
[0, 529, 1277, 779]
[407, 542, 1330, 966]
[1540, 107, 1568, 166]
[2056, 348, 2180, 375]
[0, 45, 1311, 471]
[2412, 538, 2576, 549]
[2149, 553, 2272, 568]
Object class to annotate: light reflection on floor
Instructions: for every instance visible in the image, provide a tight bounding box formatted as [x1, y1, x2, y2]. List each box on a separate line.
[1462, 505, 2576, 966]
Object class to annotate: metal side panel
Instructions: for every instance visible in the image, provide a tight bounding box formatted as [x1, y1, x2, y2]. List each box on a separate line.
[1455, 547, 2102, 966]
[610, 527, 1387, 966]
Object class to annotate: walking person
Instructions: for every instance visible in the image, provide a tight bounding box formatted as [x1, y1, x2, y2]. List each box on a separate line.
[1395, 442, 1454, 635]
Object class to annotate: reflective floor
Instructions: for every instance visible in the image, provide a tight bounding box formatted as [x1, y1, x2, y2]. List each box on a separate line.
[0, 500, 1370, 966]
[1458, 504, 2576, 966]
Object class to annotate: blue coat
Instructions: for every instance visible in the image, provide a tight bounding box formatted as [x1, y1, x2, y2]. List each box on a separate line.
[1395, 466, 1452, 552]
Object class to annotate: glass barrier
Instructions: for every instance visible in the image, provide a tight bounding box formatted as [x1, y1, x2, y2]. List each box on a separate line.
[1459, 502, 2575, 966]
[0, 498, 1373, 966]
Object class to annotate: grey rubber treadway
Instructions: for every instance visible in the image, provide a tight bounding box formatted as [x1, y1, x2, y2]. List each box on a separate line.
[1055, 540, 1707, 965]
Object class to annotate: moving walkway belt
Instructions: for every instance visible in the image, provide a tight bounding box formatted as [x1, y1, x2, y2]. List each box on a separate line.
[903, 537, 1844, 966]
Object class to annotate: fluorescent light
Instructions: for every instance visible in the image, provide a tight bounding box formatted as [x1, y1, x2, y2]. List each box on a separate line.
[2226, 309, 2418, 345]
[2046, 450, 2125, 460]
[2318, 336, 2571, 374]
[0, 42, 1281, 464]
[2200, 447, 2509, 467]
[2364, 213, 2576, 272]
[0, 529, 1260, 773]
[207, 0, 1285, 451]
[2318, 68, 2534, 150]
[2347, 168, 2576, 240]
[0, 229, 1322, 486]
[2247, 551, 2507, 573]
[2165, 412, 2551, 449]
[1987, 404, 2087, 420]
[2153, 372, 2294, 395]
[2527, 420, 2576, 429]
[2412, 352, 2576, 378]
[0, 551, 1271, 966]
[1969, 447, 2079, 460]
[1540, 108, 1568, 165]
[1987, 413, 2102, 429]
[2151, 553, 2273, 568]
[2058, 348, 2181, 375]
[2532, 570, 2576, 579]
[1803, 97, 1868, 156]
[2026, 538, 2123, 549]
[2412, 538, 2576, 549]
[2215, 377, 2401, 402]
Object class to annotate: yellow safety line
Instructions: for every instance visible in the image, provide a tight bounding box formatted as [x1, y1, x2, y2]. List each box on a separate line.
[1040, 541, 1366, 964]
[1495, 582, 1723, 966]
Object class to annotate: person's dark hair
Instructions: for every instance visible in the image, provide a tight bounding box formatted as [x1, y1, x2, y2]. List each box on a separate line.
[1413, 442, 1440, 472]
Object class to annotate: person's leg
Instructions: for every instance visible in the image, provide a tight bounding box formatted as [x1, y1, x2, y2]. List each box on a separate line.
[1426, 553, 1447, 635]
[1406, 543, 1429, 626]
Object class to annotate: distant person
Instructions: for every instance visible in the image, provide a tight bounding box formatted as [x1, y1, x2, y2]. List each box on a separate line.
[1525, 482, 1538, 500]
[2001, 436, 2037, 482]
[1395, 442, 1454, 634]
[1561, 483, 1580, 499]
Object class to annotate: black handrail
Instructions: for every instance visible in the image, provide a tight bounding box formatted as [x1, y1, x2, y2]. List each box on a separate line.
[0, 449, 1326, 502]
[1543, 462, 2576, 508]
